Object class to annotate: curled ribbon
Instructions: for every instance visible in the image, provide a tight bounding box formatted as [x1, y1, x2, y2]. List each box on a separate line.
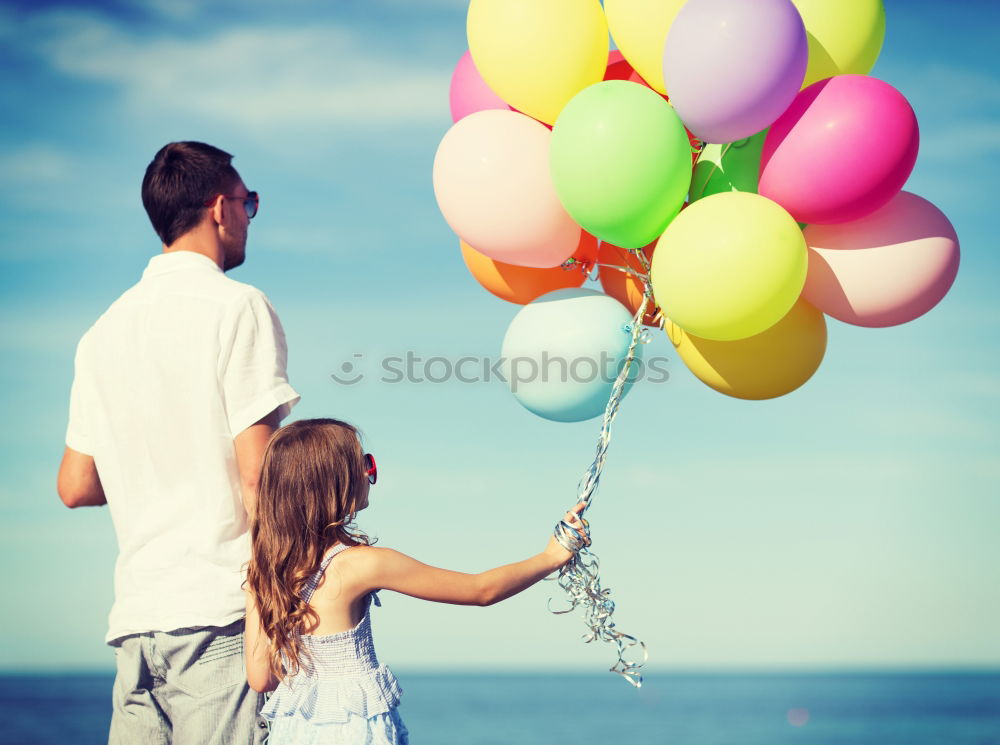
[549, 284, 652, 688]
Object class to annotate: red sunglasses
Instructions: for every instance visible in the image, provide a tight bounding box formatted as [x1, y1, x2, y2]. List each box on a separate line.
[364, 453, 377, 485]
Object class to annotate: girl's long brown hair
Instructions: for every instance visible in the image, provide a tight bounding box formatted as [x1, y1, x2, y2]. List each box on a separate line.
[245, 418, 374, 681]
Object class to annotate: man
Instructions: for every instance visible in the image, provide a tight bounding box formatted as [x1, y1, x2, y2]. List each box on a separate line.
[57, 141, 300, 744]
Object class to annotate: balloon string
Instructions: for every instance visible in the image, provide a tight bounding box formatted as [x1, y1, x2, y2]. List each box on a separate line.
[630, 247, 652, 275]
[603, 248, 659, 318]
[688, 141, 732, 202]
[561, 256, 602, 282]
[595, 262, 648, 281]
[561, 256, 595, 275]
[598, 244, 654, 282]
[549, 289, 652, 688]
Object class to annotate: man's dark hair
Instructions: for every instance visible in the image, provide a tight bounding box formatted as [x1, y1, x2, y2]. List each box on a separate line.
[141, 141, 240, 246]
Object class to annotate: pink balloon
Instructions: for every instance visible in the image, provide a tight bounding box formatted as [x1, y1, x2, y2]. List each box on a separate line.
[449, 50, 512, 123]
[432, 110, 581, 268]
[759, 75, 919, 225]
[802, 191, 959, 327]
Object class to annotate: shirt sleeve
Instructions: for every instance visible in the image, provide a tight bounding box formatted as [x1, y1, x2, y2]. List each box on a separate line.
[219, 290, 301, 437]
[65, 337, 95, 455]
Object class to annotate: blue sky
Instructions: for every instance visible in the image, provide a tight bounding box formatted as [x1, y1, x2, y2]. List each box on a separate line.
[0, 0, 998, 674]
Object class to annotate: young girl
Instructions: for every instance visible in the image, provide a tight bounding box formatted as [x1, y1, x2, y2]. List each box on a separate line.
[244, 418, 587, 744]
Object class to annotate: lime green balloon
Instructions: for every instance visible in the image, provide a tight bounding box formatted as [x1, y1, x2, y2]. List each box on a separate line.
[650, 192, 807, 341]
[689, 130, 767, 204]
[791, 0, 886, 88]
[550, 81, 692, 248]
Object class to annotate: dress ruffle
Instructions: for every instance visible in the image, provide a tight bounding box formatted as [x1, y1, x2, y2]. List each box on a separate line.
[264, 545, 407, 743]
[267, 706, 409, 745]
[261, 664, 403, 723]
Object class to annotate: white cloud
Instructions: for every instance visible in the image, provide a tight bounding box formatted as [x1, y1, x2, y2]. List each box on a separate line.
[920, 65, 1000, 108]
[624, 447, 999, 501]
[945, 371, 1000, 398]
[0, 304, 102, 356]
[865, 404, 995, 440]
[123, 0, 203, 21]
[0, 142, 137, 217]
[0, 144, 78, 185]
[382, 0, 468, 6]
[885, 62, 1000, 111]
[18, 9, 452, 134]
[920, 121, 1000, 161]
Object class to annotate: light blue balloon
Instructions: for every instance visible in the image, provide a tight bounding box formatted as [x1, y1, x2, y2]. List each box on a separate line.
[501, 288, 642, 423]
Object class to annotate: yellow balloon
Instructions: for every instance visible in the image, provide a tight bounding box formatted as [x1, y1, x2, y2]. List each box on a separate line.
[665, 298, 827, 400]
[650, 192, 807, 341]
[604, 0, 687, 95]
[791, 0, 886, 88]
[467, 0, 608, 125]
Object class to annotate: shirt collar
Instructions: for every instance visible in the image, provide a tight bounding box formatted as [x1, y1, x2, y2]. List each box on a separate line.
[142, 250, 224, 279]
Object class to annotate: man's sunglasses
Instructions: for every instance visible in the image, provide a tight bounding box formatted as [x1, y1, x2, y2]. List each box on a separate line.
[364, 453, 377, 485]
[203, 191, 259, 219]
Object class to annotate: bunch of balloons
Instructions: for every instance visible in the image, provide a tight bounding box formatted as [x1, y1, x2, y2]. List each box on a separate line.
[433, 0, 960, 421]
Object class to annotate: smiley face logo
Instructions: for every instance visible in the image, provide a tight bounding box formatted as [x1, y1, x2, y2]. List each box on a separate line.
[330, 354, 364, 385]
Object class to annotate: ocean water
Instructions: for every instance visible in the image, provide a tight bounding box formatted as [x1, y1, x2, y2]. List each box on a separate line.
[1, 671, 998, 744]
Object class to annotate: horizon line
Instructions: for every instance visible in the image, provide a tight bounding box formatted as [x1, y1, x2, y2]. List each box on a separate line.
[4, 663, 999, 677]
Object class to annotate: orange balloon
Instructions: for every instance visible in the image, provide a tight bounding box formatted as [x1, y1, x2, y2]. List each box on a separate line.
[461, 233, 598, 305]
[597, 241, 659, 326]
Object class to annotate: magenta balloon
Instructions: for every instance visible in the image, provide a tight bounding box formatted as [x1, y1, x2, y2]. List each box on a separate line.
[663, 0, 807, 144]
[449, 50, 511, 123]
[802, 191, 959, 327]
[759, 75, 919, 225]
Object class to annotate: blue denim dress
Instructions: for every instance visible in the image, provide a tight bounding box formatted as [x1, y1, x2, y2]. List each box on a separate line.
[261, 544, 408, 744]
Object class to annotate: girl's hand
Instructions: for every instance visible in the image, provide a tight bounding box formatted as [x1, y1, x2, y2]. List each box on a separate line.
[544, 502, 589, 568]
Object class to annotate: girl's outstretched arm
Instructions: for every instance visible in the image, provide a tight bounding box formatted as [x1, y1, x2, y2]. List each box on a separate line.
[354, 503, 587, 607]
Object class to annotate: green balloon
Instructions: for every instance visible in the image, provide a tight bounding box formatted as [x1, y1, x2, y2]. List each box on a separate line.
[550, 81, 691, 249]
[689, 130, 767, 204]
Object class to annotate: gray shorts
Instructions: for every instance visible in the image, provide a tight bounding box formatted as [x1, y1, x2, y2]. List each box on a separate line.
[108, 619, 268, 745]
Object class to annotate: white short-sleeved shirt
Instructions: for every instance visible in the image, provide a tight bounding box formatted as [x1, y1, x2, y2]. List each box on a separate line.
[66, 250, 300, 643]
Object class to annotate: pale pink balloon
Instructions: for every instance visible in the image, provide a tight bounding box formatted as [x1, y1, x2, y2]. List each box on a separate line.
[760, 75, 919, 225]
[449, 50, 512, 122]
[802, 191, 959, 327]
[432, 109, 581, 268]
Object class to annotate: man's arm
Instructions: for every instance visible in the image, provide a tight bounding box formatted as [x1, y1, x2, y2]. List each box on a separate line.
[57, 406, 281, 514]
[57, 447, 107, 508]
[233, 409, 281, 520]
